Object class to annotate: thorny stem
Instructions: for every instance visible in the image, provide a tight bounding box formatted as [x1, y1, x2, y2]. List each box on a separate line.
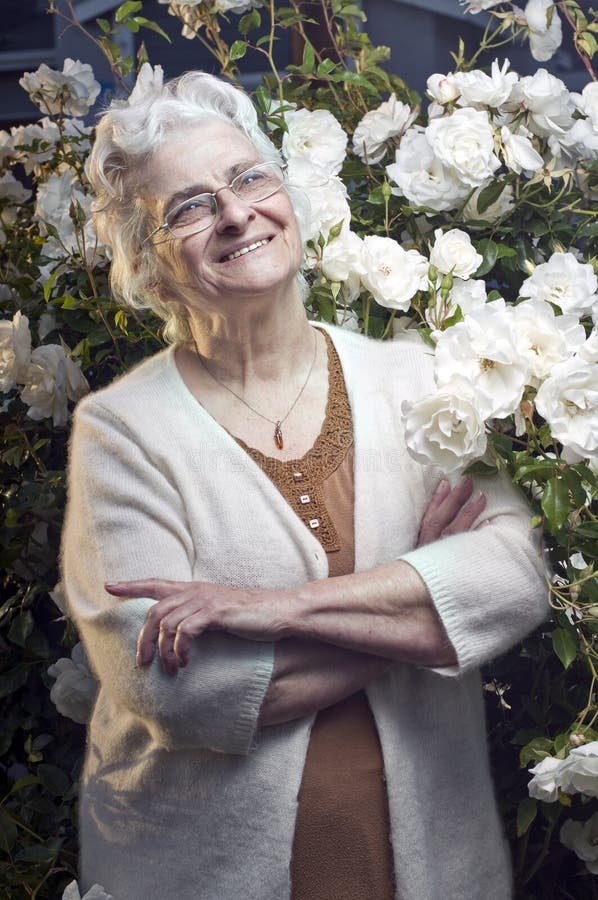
[556, 0, 597, 81]
[50, 0, 131, 93]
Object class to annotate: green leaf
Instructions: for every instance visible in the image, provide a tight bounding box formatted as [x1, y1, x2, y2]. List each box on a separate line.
[96, 18, 111, 33]
[134, 18, 171, 41]
[476, 180, 507, 215]
[42, 266, 62, 302]
[8, 610, 34, 648]
[542, 476, 570, 533]
[551, 627, 578, 670]
[302, 41, 316, 72]
[230, 40, 248, 61]
[0, 808, 18, 853]
[15, 843, 57, 863]
[520, 736, 554, 767]
[37, 763, 71, 797]
[516, 798, 537, 837]
[115, 1, 143, 23]
[463, 461, 498, 476]
[473, 239, 498, 277]
[238, 9, 261, 34]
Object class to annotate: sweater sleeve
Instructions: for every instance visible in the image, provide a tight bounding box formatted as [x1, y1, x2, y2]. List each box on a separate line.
[399, 470, 549, 675]
[61, 395, 274, 755]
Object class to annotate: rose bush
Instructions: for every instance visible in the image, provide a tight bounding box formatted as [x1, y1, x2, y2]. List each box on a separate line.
[1, 1, 597, 897]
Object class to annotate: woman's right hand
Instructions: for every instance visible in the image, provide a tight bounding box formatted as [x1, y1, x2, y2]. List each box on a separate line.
[417, 477, 487, 547]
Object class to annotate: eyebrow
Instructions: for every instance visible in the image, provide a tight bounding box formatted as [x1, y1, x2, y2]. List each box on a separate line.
[162, 159, 261, 215]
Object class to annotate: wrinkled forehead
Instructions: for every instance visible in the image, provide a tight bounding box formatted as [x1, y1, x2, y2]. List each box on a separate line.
[140, 118, 263, 217]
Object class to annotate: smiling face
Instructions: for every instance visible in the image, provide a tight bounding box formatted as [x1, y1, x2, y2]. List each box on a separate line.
[145, 119, 304, 319]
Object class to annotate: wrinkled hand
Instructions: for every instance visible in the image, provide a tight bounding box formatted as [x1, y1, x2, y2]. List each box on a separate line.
[417, 477, 486, 547]
[105, 579, 289, 676]
[107, 477, 486, 676]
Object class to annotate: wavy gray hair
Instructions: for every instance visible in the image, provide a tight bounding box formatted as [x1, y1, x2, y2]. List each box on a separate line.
[88, 71, 306, 343]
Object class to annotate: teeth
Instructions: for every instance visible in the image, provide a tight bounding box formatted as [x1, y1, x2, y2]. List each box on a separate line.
[223, 239, 269, 262]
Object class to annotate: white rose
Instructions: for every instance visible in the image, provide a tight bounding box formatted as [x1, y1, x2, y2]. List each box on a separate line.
[38, 309, 57, 340]
[49, 580, 68, 615]
[426, 108, 501, 187]
[462, 182, 515, 223]
[511, 69, 574, 137]
[453, 59, 518, 108]
[36, 171, 101, 262]
[559, 742, 598, 797]
[578, 328, 598, 364]
[434, 299, 531, 418]
[535, 356, 598, 460]
[513, 298, 587, 381]
[565, 118, 598, 161]
[429, 228, 483, 279]
[283, 108, 347, 176]
[47, 643, 97, 725]
[336, 306, 360, 330]
[35, 170, 75, 233]
[286, 158, 351, 242]
[519, 252, 598, 316]
[425, 278, 487, 331]
[500, 125, 544, 174]
[573, 82, 598, 128]
[352, 94, 416, 164]
[527, 755, 563, 802]
[460, 0, 503, 11]
[19, 58, 100, 117]
[560, 814, 598, 874]
[524, 0, 563, 62]
[62, 880, 114, 900]
[402, 388, 487, 473]
[321, 229, 365, 303]
[215, 0, 259, 11]
[361, 235, 428, 310]
[0, 130, 13, 167]
[20, 344, 88, 426]
[426, 73, 460, 104]
[127, 63, 164, 105]
[386, 127, 470, 212]
[0, 311, 32, 391]
[0, 172, 31, 225]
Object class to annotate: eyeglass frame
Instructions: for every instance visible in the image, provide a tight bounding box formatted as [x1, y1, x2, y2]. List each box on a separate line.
[145, 161, 288, 244]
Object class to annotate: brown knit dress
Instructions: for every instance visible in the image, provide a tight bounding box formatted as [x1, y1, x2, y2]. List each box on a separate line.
[235, 331, 396, 899]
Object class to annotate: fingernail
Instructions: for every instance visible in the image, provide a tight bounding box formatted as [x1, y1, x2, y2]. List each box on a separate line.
[436, 479, 449, 493]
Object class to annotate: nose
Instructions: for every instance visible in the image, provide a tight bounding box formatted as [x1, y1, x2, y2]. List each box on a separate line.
[213, 186, 255, 233]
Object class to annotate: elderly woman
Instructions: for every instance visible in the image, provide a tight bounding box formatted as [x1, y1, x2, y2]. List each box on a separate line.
[62, 72, 547, 900]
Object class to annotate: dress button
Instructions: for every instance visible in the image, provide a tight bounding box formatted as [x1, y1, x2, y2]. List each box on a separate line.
[293, 472, 303, 482]
[300, 494, 311, 504]
[309, 518, 320, 529]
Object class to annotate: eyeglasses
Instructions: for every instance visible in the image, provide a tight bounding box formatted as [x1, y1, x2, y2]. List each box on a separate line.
[147, 162, 287, 243]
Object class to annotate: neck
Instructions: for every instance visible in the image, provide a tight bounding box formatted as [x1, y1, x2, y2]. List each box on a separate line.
[187, 287, 313, 388]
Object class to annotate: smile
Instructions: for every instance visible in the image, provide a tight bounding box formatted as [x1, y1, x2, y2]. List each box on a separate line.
[221, 238, 270, 262]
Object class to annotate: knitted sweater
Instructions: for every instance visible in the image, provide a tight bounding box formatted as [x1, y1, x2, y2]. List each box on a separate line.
[62, 322, 548, 900]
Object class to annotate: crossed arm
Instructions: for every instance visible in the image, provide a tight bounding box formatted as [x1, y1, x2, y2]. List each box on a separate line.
[106, 478, 486, 727]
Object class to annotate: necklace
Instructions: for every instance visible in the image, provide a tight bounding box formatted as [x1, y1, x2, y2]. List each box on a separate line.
[193, 330, 318, 450]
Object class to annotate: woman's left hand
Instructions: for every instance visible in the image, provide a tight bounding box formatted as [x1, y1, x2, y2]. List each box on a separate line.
[105, 579, 289, 675]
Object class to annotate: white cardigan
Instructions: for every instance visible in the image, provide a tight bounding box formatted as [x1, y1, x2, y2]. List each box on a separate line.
[62, 322, 548, 900]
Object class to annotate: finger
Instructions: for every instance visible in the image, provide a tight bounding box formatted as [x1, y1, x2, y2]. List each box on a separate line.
[106, 578, 182, 600]
[418, 478, 473, 544]
[136, 595, 190, 668]
[157, 600, 210, 674]
[172, 612, 212, 668]
[441, 491, 487, 536]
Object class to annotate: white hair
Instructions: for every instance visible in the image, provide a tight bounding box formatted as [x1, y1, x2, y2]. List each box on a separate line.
[88, 71, 307, 343]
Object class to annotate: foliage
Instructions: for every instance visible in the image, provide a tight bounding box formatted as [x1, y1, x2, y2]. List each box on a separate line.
[0, 1, 597, 896]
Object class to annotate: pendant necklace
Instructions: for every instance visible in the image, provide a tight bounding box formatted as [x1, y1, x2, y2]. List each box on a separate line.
[193, 330, 318, 450]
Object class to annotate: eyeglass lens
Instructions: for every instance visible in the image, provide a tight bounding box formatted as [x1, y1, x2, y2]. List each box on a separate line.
[166, 163, 284, 237]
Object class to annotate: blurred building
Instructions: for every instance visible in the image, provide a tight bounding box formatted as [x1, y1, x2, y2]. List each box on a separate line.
[0, 0, 591, 127]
